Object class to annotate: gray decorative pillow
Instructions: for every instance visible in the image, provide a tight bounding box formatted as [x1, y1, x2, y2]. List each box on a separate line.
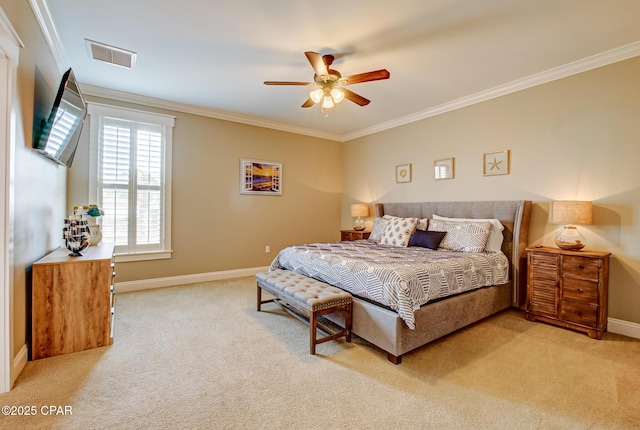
[381, 216, 418, 247]
[428, 219, 491, 252]
[369, 216, 390, 243]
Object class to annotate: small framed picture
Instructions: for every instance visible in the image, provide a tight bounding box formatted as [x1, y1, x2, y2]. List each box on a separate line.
[483, 150, 510, 176]
[434, 158, 454, 180]
[240, 159, 282, 195]
[396, 163, 412, 183]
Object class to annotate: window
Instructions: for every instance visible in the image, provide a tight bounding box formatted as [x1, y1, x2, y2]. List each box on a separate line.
[88, 103, 174, 261]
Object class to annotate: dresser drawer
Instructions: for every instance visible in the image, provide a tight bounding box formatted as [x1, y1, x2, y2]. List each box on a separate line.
[562, 278, 598, 303]
[562, 256, 600, 280]
[561, 300, 598, 327]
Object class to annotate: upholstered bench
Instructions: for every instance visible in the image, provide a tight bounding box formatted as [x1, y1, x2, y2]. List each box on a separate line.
[256, 270, 352, 354]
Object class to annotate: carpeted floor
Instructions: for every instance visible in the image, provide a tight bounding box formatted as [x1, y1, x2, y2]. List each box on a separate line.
[1, 276, 639, 429]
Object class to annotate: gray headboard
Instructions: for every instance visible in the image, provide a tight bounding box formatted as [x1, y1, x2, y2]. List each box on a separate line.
[375, 201, 532, 307]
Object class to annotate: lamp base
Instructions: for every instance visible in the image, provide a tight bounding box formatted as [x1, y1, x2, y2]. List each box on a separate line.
[353, 217, 365, 231]
[555, 225, 586, 251]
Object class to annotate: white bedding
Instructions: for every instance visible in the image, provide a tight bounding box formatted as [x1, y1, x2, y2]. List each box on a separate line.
[269, 240, 510, 329]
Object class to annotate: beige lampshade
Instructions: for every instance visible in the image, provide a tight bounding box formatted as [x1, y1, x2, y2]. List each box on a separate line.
[549, 201, 593, 225]
[350, 204, 369, 217]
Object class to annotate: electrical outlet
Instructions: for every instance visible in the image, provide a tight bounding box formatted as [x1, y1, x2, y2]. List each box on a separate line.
[265, 245, 270, 253]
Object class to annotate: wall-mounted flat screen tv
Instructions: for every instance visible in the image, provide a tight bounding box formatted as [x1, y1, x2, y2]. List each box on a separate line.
[33, 68, 87, 167]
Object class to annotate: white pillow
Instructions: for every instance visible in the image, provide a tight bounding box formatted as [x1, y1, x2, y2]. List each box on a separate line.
[416, 218, 429, 231]
[432, 214, 504, 252]
[428, 219, 492, 253]
[380, 216, 418, 247]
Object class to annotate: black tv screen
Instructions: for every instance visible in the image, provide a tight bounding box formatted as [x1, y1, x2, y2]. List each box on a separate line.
[33, 68, 87, 167]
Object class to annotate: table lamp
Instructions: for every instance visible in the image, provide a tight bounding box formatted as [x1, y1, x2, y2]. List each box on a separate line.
[350, 204, 369, 231]
[549, 200, 592, 251]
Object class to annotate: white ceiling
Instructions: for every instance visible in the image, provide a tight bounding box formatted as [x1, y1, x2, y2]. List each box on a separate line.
[39, 0, 640, 141]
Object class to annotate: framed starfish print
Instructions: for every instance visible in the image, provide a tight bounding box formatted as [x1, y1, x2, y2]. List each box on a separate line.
[483, 150, 510, 176]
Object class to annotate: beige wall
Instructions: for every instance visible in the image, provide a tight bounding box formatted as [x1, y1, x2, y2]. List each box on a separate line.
[68, 97, 343, 282]
[342, 56, 640, 324]
[1, 1, 68, 383]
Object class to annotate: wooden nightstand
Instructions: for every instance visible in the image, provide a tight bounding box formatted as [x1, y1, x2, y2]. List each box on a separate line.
[526, 246, 610, 339]
[340, 230, 371, 241]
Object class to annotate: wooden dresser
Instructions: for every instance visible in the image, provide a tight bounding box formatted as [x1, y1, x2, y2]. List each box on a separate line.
[32, 242, 116, 360]
[340, 230, 371, 241]
[526, 246, 610, 339]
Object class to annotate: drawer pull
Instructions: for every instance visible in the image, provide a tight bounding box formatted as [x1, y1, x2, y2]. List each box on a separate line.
[577, 288, 584, 293]
[577, 264, 585, 270]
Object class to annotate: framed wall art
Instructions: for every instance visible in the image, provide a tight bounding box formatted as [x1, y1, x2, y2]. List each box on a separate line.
[483, 150, 510, 176]
[434, 158, 454, 180]
[240, 159, 282, 195]
[396, 163, 412, 183]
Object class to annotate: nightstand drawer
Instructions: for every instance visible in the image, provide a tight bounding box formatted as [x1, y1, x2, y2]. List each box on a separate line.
[562, 256, 600, 280]
[563, 278, 598, 303]
[561, 301, 598, 327]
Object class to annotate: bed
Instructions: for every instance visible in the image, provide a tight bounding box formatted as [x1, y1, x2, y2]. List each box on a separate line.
[270, 200, 531, 364]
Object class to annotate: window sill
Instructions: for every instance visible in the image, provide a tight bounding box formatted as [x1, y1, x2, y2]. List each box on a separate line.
[114, 250, 173, 263]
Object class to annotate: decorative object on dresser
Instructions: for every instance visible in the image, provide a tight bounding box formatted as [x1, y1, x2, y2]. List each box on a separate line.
[62, 209, 90, 256]
[350, 203, 369, 231]
[32, 242, 116, 360]
[340, 229, 371, 241]
[434, 158, 454, 180]
[483, 150, 510, 176]
[549, 200, 592, 251]
[526, 246, 609, 339]
[82, 204, 105, 245]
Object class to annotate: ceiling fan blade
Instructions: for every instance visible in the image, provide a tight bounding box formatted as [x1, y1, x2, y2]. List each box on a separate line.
[304, 51, 329, 79]
[264, 81, 315, 86]
[341, 69, 390, 85]
[342, 89, 370, 106]
[301, 98, 315, 108]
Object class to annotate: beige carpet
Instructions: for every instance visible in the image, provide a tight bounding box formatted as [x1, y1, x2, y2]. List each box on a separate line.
[1, 277, 639, 429]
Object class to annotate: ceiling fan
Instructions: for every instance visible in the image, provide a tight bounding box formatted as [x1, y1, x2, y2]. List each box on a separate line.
[264, 51, 390, 110]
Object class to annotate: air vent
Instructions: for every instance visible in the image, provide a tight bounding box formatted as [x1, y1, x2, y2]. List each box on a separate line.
[85, 39, 137, 69]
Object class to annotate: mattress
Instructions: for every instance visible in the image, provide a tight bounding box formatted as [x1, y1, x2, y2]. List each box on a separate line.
[270, 240, 510, 329]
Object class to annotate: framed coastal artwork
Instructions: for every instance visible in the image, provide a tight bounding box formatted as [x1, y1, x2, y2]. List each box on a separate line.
[483, 150, 510, 176]
[434, 158, 454, 180]
[396, 163, 412, 183]
[240, 159, 282, 195]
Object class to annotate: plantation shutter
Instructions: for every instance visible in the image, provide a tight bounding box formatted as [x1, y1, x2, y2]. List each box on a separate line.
[88, 103, 174, 260]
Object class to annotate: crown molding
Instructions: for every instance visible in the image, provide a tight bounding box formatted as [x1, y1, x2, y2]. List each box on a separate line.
[343, 41, 640, 141]
[28, 0, 68, 72]
[79, 84, 343, 142]
[30, 0, 640, 142]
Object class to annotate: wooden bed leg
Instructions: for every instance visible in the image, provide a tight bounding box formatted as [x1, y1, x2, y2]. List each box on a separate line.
[387, 352, 402, 365]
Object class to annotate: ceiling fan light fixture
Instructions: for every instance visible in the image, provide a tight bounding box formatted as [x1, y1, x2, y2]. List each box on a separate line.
[322, 96, 334, 109]
[330, 88, 344, 103]
[309, 88, 323, 104]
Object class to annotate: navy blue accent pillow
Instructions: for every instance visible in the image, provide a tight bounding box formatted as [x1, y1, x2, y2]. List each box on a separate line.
[408, 230, 446, 250]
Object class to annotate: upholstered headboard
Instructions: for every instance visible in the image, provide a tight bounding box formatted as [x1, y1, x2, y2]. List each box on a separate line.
[375, 200, 532, 307]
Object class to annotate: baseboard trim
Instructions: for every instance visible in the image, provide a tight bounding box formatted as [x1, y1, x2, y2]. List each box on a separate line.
[608, 317, 640, 340]
[115, 266, 270, 293]
[11, 344, 28, 387]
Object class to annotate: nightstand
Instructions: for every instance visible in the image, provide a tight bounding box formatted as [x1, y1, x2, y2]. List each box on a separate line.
[526, 246, 610, 339]
[340, 230, 371, 241]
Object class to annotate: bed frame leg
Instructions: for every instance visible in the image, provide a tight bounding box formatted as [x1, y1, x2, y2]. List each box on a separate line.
[387, 352, 402, 365]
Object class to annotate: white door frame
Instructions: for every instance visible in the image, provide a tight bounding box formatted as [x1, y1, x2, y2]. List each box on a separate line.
[0, 7, 23, 394]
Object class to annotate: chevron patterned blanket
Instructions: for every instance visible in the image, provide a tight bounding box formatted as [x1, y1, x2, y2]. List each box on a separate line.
[269, 240, 509, 329]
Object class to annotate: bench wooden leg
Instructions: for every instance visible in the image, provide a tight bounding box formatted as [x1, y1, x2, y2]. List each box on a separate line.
[345, 303, 352, 342]
[310, 310, 318, 355]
